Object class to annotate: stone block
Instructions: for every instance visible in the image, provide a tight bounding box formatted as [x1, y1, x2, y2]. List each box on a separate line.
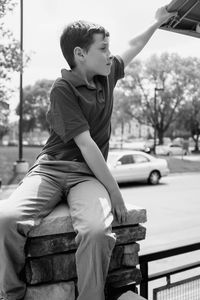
[25, 244, 140, 285]
[109, 246, 124, 270]
[25, 256, 53, 284]
[107, 268, 142, 287]
[115, 225, 146, 245]
[25, 253, 76, 284]
[112, 203, 147, 228]
[29, 203, 147, 237]
[26, 225, 145, 258]
[122, 244, 140, 266]
[110, 243, 140, 270]
[26, 232, 77, 257]
[24, 281, 75, 300]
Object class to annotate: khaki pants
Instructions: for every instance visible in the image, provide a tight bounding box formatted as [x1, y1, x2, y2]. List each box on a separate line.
[0, 155, 116, 300]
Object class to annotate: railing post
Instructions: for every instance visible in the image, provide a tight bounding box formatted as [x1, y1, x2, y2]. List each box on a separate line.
[140, 262, 148, 299]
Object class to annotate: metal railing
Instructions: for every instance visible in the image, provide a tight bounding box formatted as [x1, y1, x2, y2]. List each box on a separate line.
[139, 242, 200, 299]
[153, 274, 200, 300]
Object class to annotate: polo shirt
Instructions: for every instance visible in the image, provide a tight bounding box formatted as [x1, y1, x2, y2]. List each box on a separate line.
[39, 55, 124, 162]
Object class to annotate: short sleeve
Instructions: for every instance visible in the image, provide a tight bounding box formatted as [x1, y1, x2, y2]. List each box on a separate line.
[114, 55, 125, 80]
[47, 84, 90, 143]
[109, 55, 125, 88]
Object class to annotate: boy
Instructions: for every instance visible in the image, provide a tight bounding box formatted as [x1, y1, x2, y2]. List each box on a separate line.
[0, 6, 175, 300]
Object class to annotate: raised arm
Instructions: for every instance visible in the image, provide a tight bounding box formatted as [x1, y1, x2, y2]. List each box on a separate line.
[74, 130, 127, 223]
[121, 6, 176, 68]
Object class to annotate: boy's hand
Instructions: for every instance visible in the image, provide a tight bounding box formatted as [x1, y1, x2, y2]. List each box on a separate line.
[110, 189, 128, 224]
[155, 6, 177, 26]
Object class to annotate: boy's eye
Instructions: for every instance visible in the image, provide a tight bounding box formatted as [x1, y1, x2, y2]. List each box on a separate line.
[101, 47, 108, 52]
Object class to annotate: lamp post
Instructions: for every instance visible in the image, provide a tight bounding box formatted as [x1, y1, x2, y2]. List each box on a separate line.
[19, 0, 23, 162]
[15, 0, 29, 174]
[153, 87, 164, 155]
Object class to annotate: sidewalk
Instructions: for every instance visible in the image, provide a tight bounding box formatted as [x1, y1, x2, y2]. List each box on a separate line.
[182, 154, 200, 161]
[170, 153, 200, 161]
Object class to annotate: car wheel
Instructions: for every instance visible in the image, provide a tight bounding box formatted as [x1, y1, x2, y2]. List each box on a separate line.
[148, 171, 160, 185]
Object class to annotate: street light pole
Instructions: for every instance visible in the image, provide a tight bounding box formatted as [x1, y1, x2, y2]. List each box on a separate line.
[153, 88, 157, 155]
[14, 0, 29, 175]
[153, 87, 164, 155]
[18, 0, 23, 162]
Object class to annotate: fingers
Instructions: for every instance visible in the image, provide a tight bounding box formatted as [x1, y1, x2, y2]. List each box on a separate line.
[169, 11, 178, 19]
[114, 206, 128, 224]
[157, 5, 178, 22]
[165, 5, 178, 18]
[165, 4, 176, 13]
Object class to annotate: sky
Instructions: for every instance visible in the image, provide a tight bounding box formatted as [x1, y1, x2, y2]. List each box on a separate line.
[3, 0, 200, 107]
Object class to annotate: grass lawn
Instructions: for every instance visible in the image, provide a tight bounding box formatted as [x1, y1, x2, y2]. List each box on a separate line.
[0, 146, 200, 185]
[0, 146, 42, 185]
[165, 156, 200, 173]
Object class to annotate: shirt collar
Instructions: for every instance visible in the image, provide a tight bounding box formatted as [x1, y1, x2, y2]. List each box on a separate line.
[61, 68, 94, 89]
[61, 68, 104, 91]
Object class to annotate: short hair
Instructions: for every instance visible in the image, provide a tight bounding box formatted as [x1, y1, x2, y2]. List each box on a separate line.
[60, 20, 109, 69]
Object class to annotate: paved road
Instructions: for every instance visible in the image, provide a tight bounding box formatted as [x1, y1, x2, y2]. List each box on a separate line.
[120, 173, 200, 298]
[120, 173, 200, 254]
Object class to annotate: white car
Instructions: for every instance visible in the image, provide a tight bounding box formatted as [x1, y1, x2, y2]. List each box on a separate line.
[107, 150, 169, 184]
[155, 144, 188, 156]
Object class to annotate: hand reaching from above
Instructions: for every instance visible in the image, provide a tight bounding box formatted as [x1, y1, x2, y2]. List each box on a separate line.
[155, 6, 177, 26]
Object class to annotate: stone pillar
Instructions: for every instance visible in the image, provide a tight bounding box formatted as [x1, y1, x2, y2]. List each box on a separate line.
[24, 203, 147, 300]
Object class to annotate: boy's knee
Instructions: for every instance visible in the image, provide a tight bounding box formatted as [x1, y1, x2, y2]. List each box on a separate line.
[77, 212, 114, 236]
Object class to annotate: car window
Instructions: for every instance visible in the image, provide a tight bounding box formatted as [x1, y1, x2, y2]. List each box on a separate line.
[133, 154, 149, 164]
[118, 154, 133, 165]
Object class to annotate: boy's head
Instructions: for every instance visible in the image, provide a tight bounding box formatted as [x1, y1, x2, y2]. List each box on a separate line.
[60, 20, 110, 70]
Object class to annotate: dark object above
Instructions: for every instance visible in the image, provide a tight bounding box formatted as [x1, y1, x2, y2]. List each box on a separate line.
[160, 0, 200, 38]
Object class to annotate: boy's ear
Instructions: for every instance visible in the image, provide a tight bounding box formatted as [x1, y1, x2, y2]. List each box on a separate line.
[74, 47, 85, 62]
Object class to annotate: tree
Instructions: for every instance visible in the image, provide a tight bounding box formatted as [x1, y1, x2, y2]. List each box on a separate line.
[16, 79, 54, 132]
[112, 88, 135, 134]
[0, 0, 28, 143]
[175, 58, 200, 151]
[177, 101, 200, 152]
[120, 53, 199, 144]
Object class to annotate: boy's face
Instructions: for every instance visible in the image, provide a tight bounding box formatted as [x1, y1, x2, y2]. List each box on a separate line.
[83, 33, 113, 76]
